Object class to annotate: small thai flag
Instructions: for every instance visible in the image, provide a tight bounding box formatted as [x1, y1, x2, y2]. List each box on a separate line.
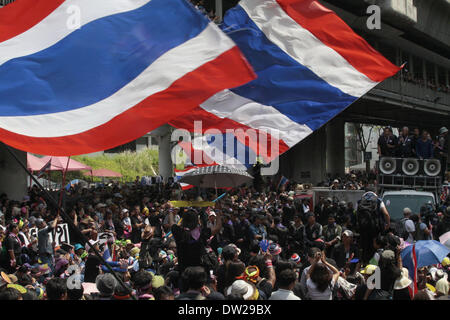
[278, 176, 289, 189]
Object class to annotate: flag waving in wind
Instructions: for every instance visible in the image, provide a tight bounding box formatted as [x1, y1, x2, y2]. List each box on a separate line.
[170, 0, 401, 167]
[0, 0, 255, 156]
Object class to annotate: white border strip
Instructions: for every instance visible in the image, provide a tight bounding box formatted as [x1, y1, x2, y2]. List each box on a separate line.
[240, 0, 378, 97]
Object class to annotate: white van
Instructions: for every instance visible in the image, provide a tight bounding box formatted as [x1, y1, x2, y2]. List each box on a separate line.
[381, 190, 436, 222]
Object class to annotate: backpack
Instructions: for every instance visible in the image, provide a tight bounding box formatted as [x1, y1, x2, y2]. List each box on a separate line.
[395, 218, 409, 240]
[357, 198, 380, 232]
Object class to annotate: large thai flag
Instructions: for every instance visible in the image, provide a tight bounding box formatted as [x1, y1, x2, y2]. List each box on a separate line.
[0, 0, 255, 156]
[170, 0, 401, 166]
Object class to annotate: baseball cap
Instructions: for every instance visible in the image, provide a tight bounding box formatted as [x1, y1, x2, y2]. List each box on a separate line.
[74, 243, 84, 251]
[361, 264, 378, 275]
[439, 127, 448, 134]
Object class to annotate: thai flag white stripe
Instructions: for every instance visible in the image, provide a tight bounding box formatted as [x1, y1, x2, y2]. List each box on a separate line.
[199, 89, 313, 148]
[240, 0, 378, 97]
[0, 24, 235, 137]
[0, 0, 152, 67]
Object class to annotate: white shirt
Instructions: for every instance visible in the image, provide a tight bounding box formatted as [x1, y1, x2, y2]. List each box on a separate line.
[306, 278, 336, 300]
[269, 288, 301, 300]
[405, 219, 415, 243]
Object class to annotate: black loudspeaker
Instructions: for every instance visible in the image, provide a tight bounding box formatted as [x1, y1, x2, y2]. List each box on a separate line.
[423, 159, 441, 177]
[379, 157, 397, 175]
[402, 158, 420, 176]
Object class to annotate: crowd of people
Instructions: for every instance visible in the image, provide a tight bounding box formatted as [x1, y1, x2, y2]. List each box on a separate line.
[0, 173, 449, 301]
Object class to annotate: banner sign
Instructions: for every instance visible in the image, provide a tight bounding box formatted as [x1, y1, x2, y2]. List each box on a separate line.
[29, 223, 70, 246]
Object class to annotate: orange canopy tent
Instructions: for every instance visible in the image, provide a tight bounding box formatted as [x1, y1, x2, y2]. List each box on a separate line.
[83, 168, 122, 178]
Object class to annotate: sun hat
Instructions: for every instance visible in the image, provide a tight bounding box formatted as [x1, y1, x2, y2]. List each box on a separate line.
[436, 277, 449, 295]
[430, 268, 446, 282]
[360, 265, 378, 275]
[7, 284, 27, 294]
[439, 127, 448, 134]
[7, 274, 18, 284]
[394, 268, 412, 290]
[226, 280, 259, 300]
[0, 272, 11, 286]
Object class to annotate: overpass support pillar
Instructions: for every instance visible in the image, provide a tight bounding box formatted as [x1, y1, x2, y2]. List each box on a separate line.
[279, 126, 327, 184]
[0, 147, 27, 201]
[158, 126, 173, 183]
[326, 118, 345, 178]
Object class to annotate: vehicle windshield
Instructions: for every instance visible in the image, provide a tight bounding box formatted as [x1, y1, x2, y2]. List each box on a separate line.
[382, 194, 435, 221]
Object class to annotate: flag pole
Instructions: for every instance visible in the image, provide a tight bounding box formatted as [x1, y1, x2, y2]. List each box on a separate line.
[1, 143, 136, 300]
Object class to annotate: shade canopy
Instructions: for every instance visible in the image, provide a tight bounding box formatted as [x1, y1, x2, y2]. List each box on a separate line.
[27, 153, 47, 171]
[39, 156, 92, 172]
[83, 169, 122, 178]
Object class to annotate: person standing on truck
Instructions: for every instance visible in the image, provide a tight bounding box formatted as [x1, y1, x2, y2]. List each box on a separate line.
[397, 127, 414, 158]
[416, 130, 434, 159]
[378, 127, 398, 157]
[356, 189, 391, 265]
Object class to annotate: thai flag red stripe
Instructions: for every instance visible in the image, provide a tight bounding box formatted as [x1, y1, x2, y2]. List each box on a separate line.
[0, 0, 64, 42]
[275, 0, 400, 82]
[412, 244, 418, 296]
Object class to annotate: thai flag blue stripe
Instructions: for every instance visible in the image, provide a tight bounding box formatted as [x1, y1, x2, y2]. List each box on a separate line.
[222, 5, 357, 131]
[0, 0, 209, 117]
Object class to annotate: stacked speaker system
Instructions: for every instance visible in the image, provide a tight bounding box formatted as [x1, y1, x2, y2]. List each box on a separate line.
[377, 157, 441, 189]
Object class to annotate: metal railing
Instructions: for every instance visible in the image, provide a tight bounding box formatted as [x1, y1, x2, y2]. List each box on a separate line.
[377, 77, 450, 107]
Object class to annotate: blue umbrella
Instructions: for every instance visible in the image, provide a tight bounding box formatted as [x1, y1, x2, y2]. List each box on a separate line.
[401, 240, 450, 279]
